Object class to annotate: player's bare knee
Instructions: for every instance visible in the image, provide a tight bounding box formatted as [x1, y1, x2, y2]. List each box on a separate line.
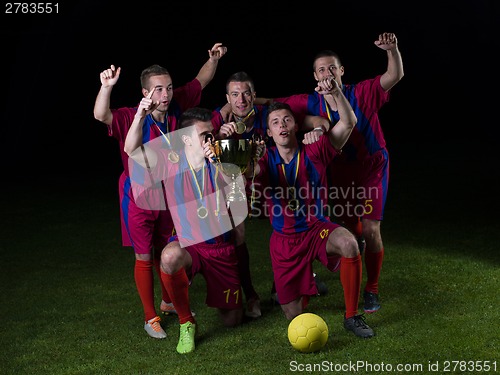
[220, 309, 243, 327]
[160, 243, 183, 273]
[362, 219, 380, 239]
[329, 227, 359, 257]
[283, 309, 297, 321]
[282, 300, 302, 320]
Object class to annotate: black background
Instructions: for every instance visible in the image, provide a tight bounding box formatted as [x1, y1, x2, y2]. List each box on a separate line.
[1, 0, 498, 183]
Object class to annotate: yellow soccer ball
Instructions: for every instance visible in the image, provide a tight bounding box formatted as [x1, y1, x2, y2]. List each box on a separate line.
[288, 313, 329, 353]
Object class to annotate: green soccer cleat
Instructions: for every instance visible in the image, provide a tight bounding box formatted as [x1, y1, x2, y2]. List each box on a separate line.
[176, 321, 196, 354]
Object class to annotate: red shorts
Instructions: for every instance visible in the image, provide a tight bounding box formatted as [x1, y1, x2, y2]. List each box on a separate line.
[328, 149, 389, 222]
[121, 173, 174, 254]
[270, 220, 341, 305]
[185, 240, 242, 310]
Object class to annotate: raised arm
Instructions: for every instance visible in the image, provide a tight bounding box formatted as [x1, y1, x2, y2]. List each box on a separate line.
[93, 65, 121, 126]
[254, 97, 274, 106]
[195, 42, 228, 89]
[315, 77, 356, 150]
[375, 32, 404, 91]
[124, 87, 159, 165]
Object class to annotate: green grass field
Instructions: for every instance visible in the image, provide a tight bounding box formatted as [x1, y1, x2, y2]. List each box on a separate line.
[1, 144, 499, 374]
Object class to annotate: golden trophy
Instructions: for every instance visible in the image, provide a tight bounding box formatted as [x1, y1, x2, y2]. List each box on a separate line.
[208, 137, 257, 202]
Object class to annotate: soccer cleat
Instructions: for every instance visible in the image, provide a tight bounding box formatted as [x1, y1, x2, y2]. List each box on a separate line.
[314, 273, 328, 296]
[363, 291, 381, 314]
[160, 301, 196, 317]
[245, 297, 262, 318]
[343, 314, 375, 338]
[144, 316, 167, 339]
[176, 321, 196, 354]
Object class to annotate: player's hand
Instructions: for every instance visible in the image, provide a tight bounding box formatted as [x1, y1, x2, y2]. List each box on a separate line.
[217, 122, 237, 139]
[254, 140, 266, 161]
[100, 64, 121, 87]
[208, 42, 228, 61]
[136, 87, 159, 118]
[315, 76, 340, 95]
[374, 32, 398, 51]
[203, 134, 217, 163]
[218, 102, 232, 123]
[303, 127, 324, 144]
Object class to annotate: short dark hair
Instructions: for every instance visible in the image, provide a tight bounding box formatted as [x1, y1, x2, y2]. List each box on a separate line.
[178, 107, 213, 129]
[266, 101, 296, 122]
[140, 64, 170, 89]
[225, 71, 255, 93]
[168, 107, 213, 149]
[312, 50, 342, 71]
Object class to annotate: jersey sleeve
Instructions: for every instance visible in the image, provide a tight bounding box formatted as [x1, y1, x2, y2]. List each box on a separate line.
[109, 107, 136, 141]
[306, 134, 338, 166]
[354, 75, 390, 113]
[173, 78, 203, 112]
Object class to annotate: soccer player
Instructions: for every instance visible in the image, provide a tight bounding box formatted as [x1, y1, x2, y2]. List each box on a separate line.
[92, 43, 227, 339]
[210, 71, 270, 318]
[251, 81, 375, 338]
[212, 71, 332, 308]
[125, 106, 264, 353]
[258, 33, 404, 314]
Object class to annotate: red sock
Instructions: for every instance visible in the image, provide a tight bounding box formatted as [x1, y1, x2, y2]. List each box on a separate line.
[153, 250, 171, 304]
[364, 248, 384, 294]
[235, 242, 258, 300]
[340, 255, 362, 319]
[134, 259, 156, 321]
[353, 218, 363, 238]
[342, 216, 362, 237]
[161, 268, 194, 324]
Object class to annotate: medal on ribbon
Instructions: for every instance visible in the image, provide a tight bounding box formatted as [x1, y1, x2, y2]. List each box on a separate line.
[282, 153, 301, 212]
[197, 205, 208, 219]
[168, 151, 179, 163]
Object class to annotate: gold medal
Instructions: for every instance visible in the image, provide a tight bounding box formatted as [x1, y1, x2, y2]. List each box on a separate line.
[168, 151, 179, 163]
[197, 206, 208, 219]
[287, 199, 300, 211]
[235, 121, 246, 134]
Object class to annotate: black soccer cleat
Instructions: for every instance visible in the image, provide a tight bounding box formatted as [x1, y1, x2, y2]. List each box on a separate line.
[343, 314, 375, 338]
[363, 291, 381, 314]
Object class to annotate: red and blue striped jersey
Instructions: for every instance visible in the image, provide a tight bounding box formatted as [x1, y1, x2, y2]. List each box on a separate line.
[276, 75, 390, 162]
[109, 78, 202, 177]
[159, 152, 235, 247]
[256, 136, 338, 234]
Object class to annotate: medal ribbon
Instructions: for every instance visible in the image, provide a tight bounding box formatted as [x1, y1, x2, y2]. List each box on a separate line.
[187, 160, 205, 204]
[323, 97, 333, 123]
[206, 162, 221, 217]
[281, 151, 300, 188]
[233, 107, 255, 124]
[187, 160, 222, 217]
[150, 114, 171, 148]
[281, 151, 300, 210]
